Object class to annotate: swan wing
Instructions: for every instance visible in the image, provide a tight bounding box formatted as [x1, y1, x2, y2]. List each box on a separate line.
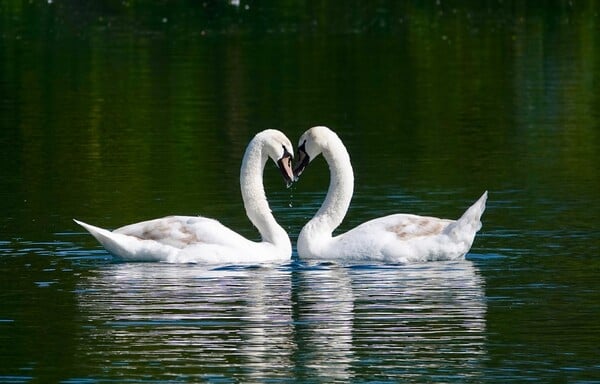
[332, 192, 488, 262]
[361, 214, 453, 239]
[332, 214, 450, 256]
[114, 215, 250, 249]
[74, 216, 253, 262]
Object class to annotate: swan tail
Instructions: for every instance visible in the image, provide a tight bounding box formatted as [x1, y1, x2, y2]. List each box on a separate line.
[443, 191, 488, 246]
[73, 219, 128, 257]
[74, 219, 167, 261]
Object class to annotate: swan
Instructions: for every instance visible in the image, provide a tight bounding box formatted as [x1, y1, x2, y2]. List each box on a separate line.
[74, 129, 295, 264]
[293, 126, 487, 263]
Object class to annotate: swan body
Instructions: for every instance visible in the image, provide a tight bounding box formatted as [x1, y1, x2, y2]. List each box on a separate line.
[75, 129, 295, 264]
[293, 126, 487, 263]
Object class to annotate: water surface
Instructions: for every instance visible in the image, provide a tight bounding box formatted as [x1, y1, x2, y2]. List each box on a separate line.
[1, 2, 599, 383]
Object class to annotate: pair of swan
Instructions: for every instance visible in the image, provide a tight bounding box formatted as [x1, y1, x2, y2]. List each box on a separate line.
[75, 127, 487, 264]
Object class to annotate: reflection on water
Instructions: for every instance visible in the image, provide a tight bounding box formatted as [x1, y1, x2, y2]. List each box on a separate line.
[76, 264, 294, 382]
[74, 261, 485, 382]
[295, 266, 355, 381]
[296, 262, 487, 382]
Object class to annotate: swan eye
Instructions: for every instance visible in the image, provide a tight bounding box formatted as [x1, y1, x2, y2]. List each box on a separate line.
[298, 140, 307, 155]
[281, 145, 292, 160]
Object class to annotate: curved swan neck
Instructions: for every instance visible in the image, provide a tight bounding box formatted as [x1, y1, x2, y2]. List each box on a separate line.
[309, 134, 354, 236]
[240, 138, 290, 250]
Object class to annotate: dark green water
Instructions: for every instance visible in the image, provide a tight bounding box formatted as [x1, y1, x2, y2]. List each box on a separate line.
[1, 2, 599, 383]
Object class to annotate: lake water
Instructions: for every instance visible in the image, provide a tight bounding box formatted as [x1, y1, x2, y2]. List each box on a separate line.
[1, 2, 599, 383]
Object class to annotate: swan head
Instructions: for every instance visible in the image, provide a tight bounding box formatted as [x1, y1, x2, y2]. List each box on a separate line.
[293, 126, 335, 180]
[261, 129, 295, 188]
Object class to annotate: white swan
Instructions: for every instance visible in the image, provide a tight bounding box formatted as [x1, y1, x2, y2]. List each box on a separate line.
[74, 129, 295, 264]
[293, 126, 487, 263]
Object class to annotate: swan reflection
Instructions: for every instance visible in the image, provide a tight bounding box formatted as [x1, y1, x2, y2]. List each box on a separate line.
[294, 265, 356, 381]
[75, 260, 486, 381]
[75, 264, 293, 381]
[294, 260, 487, 381]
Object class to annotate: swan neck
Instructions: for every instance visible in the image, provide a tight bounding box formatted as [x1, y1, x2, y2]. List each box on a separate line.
[312, 138, 354, 234]
[240, 140, 290, 251]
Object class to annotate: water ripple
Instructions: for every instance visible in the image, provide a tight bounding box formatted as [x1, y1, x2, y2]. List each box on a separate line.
[72, 261, 486, 382]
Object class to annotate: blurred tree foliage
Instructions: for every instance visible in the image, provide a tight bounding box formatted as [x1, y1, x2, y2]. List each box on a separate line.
[0, 0, 598, 233]
[1, 0, 597, 38]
